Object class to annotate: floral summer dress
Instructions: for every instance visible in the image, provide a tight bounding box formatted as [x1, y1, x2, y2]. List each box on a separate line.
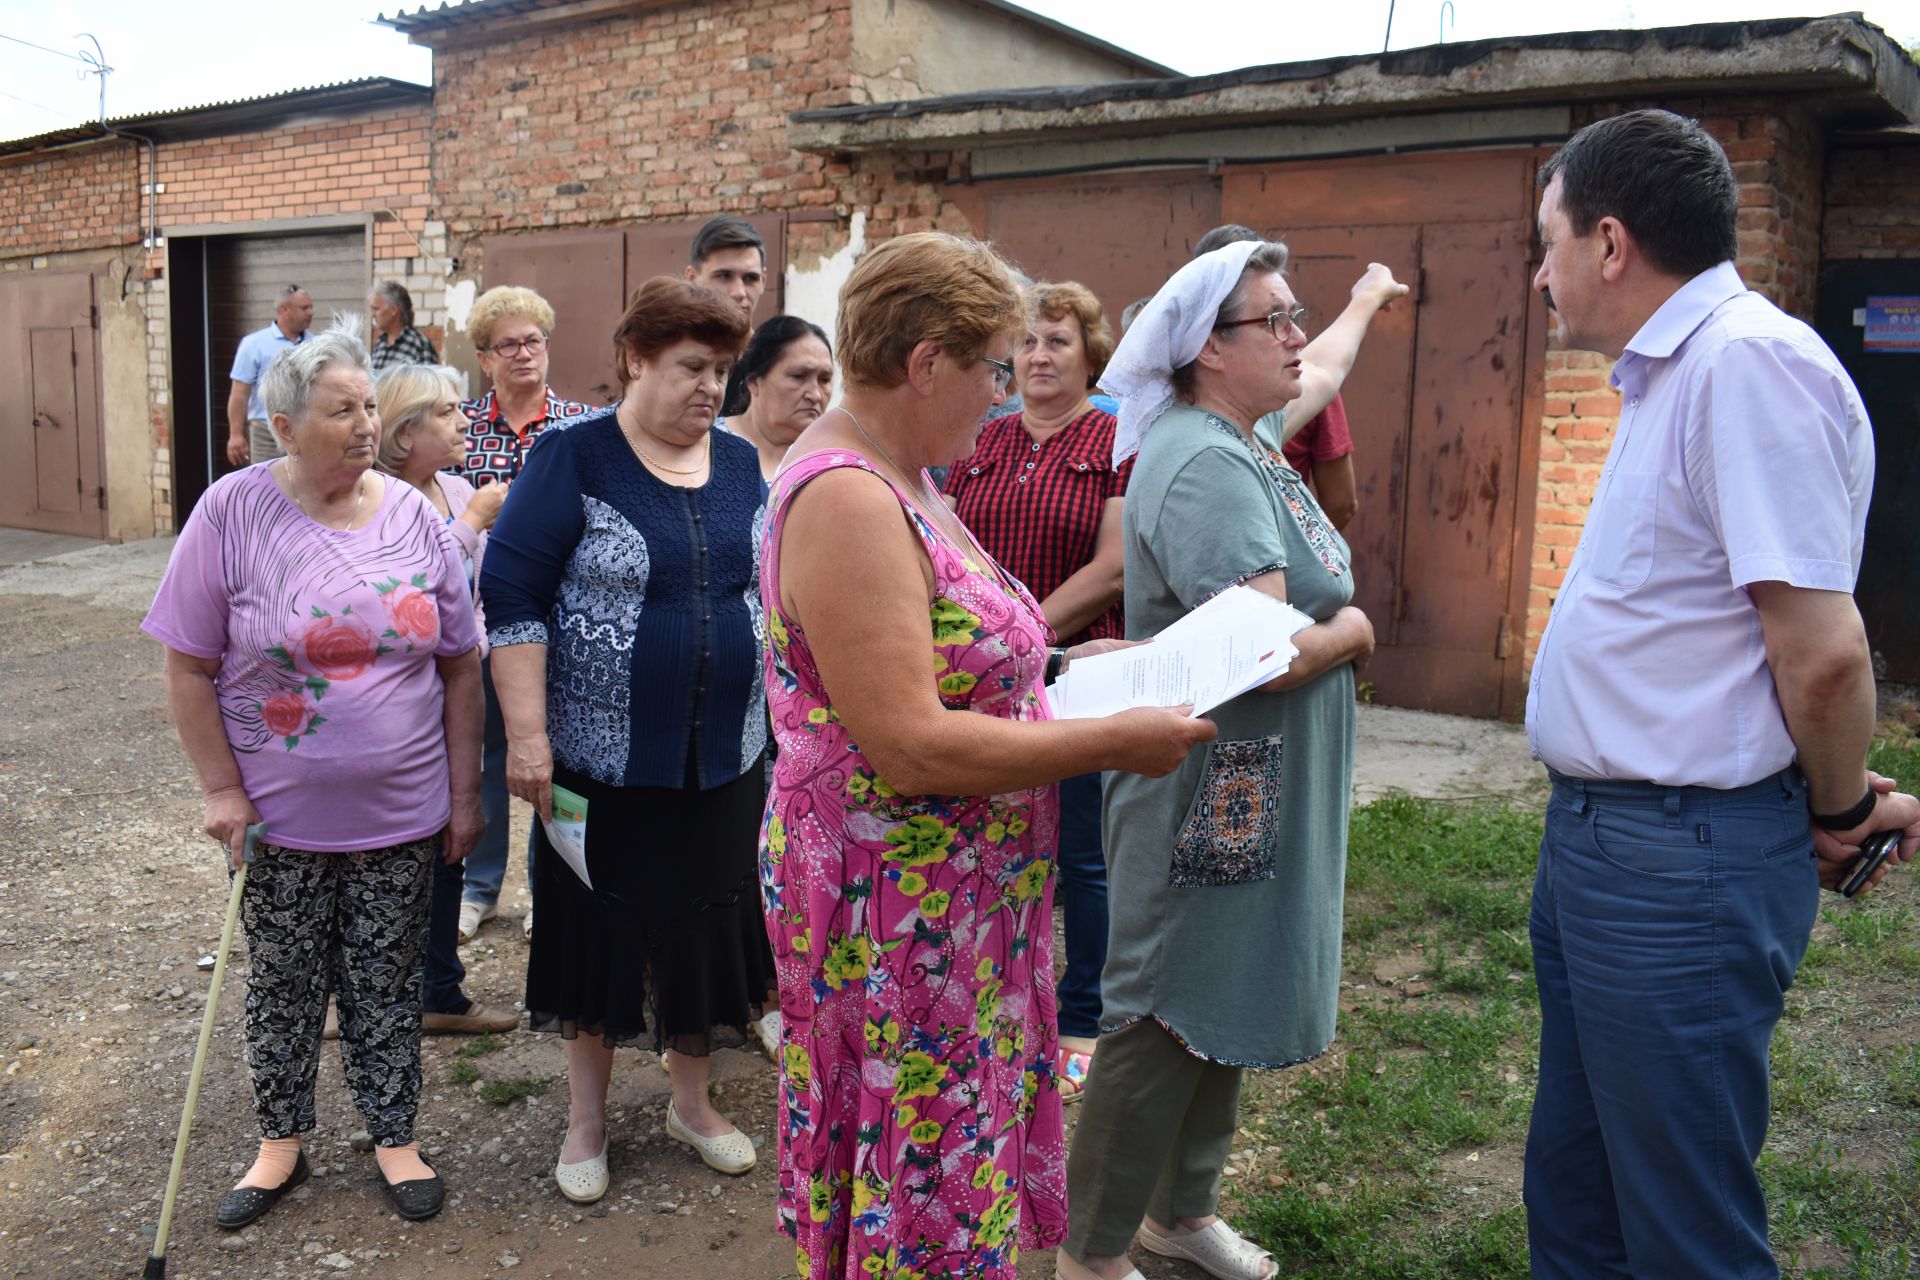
[759, 450, 1066, 1280]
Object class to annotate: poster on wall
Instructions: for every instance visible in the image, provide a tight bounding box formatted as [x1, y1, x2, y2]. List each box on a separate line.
[1863, 297, 1920, 351]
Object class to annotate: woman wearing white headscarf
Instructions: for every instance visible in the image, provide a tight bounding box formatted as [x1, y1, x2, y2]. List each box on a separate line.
[1058, 241, 1406, 1280]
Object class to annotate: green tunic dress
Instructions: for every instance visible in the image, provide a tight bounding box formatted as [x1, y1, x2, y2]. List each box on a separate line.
[1101, 402, 1356, 1068]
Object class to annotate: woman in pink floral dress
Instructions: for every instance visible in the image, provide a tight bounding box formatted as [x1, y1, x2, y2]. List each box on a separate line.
[757, 233, 1213, 1279]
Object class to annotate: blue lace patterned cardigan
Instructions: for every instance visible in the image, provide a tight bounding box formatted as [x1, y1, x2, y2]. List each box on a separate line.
[479, 407, 768, 791]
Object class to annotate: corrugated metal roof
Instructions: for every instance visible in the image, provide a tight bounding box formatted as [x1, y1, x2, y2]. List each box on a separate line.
[0, 77, 430, 155]
[375, 0, 1176, 75]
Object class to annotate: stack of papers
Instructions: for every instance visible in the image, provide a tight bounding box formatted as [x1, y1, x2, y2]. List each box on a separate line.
[1046, 585, 1315, 720]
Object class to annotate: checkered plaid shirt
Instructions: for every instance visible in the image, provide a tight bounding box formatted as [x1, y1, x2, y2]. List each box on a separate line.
[369, 325, 439, 371]
[943, 408, 1134, 645]
[459, 387, 593, 487]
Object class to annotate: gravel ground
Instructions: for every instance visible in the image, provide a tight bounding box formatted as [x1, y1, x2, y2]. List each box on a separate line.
[0, 537, 1544, 1280]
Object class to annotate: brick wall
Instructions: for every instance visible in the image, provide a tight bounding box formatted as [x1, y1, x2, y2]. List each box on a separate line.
[151, 105, 433, 263]
[1823, 143, 1920, 259]
[0, 140, 141, 259]
[432, 0, 860, 251]
[1523, 96, 1828, 669]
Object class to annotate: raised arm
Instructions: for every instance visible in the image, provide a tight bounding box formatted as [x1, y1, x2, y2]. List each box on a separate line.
[1292, 264, 1408, 425]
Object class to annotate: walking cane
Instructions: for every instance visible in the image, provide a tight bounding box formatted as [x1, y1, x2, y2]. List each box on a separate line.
[144, 821, 265, 1280]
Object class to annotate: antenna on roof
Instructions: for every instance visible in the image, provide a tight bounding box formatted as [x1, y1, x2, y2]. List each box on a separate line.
[1439, 0, 1455, 43]
[1383, 0, 1396, 52]
[74, 33, 112, 123]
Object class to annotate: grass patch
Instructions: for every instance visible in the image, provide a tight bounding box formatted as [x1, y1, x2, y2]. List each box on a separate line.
[454, 1033, 509, 1059]
[1229, 767, 1920, 1279]
[478, 1076, 551, 1106]
[448, 1060, 481, 1087]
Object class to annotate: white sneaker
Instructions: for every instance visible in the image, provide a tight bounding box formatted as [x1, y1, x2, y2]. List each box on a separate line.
[457, 899, 496, 943]
[753, 1010, 783, 1063]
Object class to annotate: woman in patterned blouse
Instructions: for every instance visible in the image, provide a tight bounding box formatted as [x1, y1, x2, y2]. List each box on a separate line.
[481, 278, 769, 1199]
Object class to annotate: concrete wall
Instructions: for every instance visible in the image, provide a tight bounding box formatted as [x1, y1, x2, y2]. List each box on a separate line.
[851, 0, 1156, 103]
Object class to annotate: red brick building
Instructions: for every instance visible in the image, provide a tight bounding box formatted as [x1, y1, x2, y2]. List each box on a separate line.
[0, 78, 439, 537]
[2, 5, 1915, 716]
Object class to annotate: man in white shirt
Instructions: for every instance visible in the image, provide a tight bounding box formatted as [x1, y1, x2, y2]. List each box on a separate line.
[1524, 109, 1918, 1279]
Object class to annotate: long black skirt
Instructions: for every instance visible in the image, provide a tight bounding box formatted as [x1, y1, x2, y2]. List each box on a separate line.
[524, 755, 774, 1055]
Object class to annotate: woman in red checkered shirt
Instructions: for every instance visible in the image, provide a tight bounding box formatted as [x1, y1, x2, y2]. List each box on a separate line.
[943, 280, 1128, 1098]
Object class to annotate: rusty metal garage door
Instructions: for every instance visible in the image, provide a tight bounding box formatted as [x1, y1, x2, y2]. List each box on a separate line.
[962, 151, 1544, 719]
[1225, 150, 1547, 719]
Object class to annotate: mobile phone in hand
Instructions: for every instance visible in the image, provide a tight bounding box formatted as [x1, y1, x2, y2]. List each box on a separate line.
[1839, 829, 1902, 899]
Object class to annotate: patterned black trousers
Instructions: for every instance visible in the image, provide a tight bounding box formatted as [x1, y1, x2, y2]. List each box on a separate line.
[237, 837, 436, 1145]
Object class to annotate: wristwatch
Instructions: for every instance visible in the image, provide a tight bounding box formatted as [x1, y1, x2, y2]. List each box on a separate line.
[1811, 784, 1877, 832]
[1045, 648, 1066, 684]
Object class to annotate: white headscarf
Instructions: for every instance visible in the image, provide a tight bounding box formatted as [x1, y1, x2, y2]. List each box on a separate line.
[1100, 239, 1263, 466]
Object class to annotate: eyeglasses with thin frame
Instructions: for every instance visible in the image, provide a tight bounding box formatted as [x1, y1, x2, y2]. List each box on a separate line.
[488, 334, 550, 358]
[1216, 306, 1310, 340]
[982, 356, 1015, 391]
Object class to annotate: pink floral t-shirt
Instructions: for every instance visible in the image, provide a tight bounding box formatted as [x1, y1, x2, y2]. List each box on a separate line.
[142, 463, 481, 851]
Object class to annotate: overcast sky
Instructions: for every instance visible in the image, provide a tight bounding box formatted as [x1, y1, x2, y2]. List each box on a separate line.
[2, 0, 1916, 143]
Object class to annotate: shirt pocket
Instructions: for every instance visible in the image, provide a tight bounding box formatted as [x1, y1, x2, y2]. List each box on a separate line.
[1586, 470, 1659, 590]
[1169, 734, 1285, 887]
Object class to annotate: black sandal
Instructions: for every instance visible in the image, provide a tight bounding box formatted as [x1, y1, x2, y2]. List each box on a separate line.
[214, 1152, 310, 1230]
[379, 1155, 445, 1221]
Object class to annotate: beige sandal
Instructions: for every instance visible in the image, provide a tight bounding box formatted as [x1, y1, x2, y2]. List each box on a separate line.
[665, 1101, 756, 1175]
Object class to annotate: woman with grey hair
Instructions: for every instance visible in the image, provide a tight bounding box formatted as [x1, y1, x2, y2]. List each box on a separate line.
[369, 281, 439, 371]
[1058, 242, 1405, 1280]
[142, 321, 484, 1229]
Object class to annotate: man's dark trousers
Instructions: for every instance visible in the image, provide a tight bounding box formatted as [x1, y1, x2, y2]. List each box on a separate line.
[1525, 768, 1820, 1279]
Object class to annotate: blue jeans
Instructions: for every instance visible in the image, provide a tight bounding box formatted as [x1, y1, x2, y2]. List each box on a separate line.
[1525, 768, 1819, 1280]
[422, 847, 467, 1015]
[1056, 771, 1109, 1040]
[462, 655, 534, 909]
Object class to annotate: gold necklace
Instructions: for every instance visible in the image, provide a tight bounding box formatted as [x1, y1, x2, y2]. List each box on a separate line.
[287, 458, 367, 531]
[620, 409, 711, 476]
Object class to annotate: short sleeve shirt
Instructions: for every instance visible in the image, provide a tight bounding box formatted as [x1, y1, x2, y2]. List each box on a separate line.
[943, 408, 1134, 645]
[1280, 394, 1354, 477]
[141, 466, 481, 851]
[459, 386, 593, 487]
[230, 324, 308, 422]
[1526, 262, 1875, 788]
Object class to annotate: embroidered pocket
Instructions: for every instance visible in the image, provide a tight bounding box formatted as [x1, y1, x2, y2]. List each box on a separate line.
[1169, 735, 1284, 887]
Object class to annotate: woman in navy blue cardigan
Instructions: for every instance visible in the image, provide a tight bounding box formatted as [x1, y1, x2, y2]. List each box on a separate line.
[482, 278, 769, 1198]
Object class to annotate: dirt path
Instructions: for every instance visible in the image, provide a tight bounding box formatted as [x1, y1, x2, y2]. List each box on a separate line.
[0, 539, 1544, 1279]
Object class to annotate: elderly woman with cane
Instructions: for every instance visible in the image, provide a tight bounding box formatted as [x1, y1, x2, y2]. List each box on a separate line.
[757, 231, 1214, 1280]
[1056, 241, 1405, 1280]
[143, 321, 483, 1229]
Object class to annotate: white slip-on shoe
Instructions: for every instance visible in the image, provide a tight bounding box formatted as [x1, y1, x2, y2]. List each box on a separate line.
[457, 899, 495, 944]
[1136, 1219, 1276, 1280]
[665, 1101, 756, 1176]
[753, 1010, 783, 1063]
[553, 1132, 609, 1204]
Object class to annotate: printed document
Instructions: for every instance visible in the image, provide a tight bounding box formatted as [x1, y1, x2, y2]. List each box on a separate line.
[542, 784, 592, 890]
[1046, 586, 1314, 720]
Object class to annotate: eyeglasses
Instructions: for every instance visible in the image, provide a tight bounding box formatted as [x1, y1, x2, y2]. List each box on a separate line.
[982, 356, 1015, 391]
[1217, 306, 1309, 339]
[488, 334, 550, 358]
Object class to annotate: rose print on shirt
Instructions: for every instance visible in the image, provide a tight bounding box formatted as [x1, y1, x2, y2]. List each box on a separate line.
[258, 690, 325, 750]
[374, 574, 440, 653]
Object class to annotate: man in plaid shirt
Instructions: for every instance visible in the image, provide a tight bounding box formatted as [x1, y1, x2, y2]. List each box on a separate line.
[369, 281, 440, 371]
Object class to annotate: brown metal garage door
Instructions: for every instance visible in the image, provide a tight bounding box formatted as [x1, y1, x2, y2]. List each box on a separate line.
[962, 150, 1545, 719]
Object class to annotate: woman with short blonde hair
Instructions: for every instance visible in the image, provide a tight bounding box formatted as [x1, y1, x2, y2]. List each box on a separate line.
[757, 232, 1214, 1278]
[375, 364, 517, 1040]
[456, 286, 591, 941]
